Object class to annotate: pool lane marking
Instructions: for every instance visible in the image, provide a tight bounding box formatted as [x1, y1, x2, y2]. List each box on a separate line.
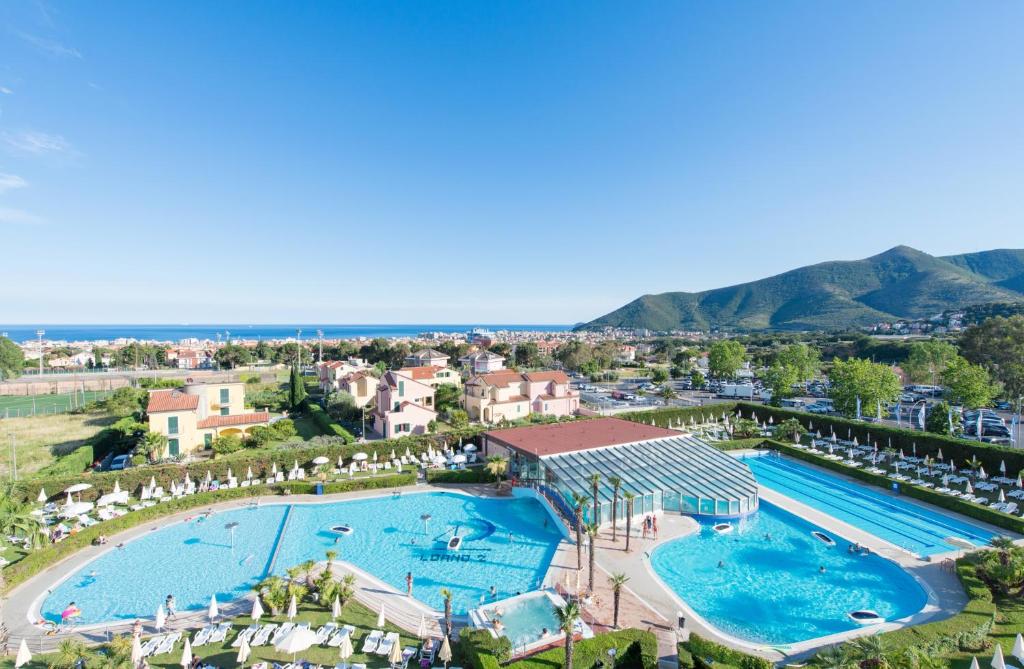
[265, 504, 294, 576]
[750, 457, 994, 548]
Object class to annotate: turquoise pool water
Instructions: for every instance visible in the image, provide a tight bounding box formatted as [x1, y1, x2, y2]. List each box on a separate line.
[479, 593, 561, 649]
[40, 492, 562, 625]
[650, 502, 928, 645]
[745, 456, 998, 555]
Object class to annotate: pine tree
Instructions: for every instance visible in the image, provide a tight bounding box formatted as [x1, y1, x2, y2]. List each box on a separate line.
[288, 365, 307, 409]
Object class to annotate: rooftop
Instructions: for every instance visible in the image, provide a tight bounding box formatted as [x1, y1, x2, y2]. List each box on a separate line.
[484, 417, 677, 457]
[146, 389, 200, 413]
[197, 412, 271, 429]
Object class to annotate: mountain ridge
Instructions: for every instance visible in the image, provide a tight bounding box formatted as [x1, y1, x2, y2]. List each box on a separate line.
[578, 246, 1024, 332]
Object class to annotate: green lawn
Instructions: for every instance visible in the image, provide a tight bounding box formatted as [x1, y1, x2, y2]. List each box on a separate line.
[0, 409, 116, 479]
[0, 391, 115, 417]
[2, 599, 431, 669]
[293, 413, 329, 441]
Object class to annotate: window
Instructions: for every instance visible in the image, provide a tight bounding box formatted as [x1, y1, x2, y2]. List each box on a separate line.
[220, 388, 229, 404]
[398, 381, 404, 397]
[220, 406, 229, 416]
[167, 416, 178, 435]
[393, 402, 400, 412]
[168, 439, 179, 456]
[204, 433, 213, 448]
[544, 403, 549, 411]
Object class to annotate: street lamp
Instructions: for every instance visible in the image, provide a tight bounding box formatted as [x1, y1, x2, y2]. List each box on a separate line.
[317, 329, 324, 362]
[296, 329, 302, 367]
[225, 521, 239, 549]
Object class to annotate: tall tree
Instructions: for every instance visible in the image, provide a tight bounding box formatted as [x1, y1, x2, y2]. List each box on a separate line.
[572, 493, 589, 570]
[608, 573, 630, 629]
[214, 344, 253, 369]
[588, 473, 601, 526]
[555, 600, 582, 669]
[903, 340, 958, 385]
[586, 522, 599, 593]
[514, 342, 540, 367]
[440, 588, 453, 637]
[288, 365, 307, 409]
[941, 356, 996, 409]
[828, 358, 902, 418]
[608, 477, 622, 542]
[708, 340, 746, 380]
[623, 492, 635, 553]
[960, 315, 1024, 398]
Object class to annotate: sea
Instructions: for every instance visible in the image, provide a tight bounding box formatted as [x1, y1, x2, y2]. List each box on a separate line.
[0, 324, 572, 344]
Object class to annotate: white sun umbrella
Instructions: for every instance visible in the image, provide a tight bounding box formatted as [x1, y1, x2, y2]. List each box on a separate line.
[113, 480, 121, 494]
[272, 462, 279, 475]
[1002, 461, 1009, 475]
[377, 603, 386, 628]
[227, 467, 234, 479]
[252, 597, 265, 622]
[37, 488, 47, 503]
[417, 615, 427, 640]
[966, 480, 975, 495]
[852, 437, 858, 447]
[388, 634, 404, 666]
[169, 481, 179, 496]
[149, 475, 157, 490]
[352, 452, 368, 462]
[951, 461, 957, 473]
[131, 634, 144, 667]
[938, 449, 944, 461]
[337, 455, 345, 468]
[208, 594, 220, 621]
[15, 639, 32, 669]
[831, 433, 837, 443]
[287, 593, 298, 620]
[992, 643, 1007, 669]
[156, 604, 167, 630]
[1012, 633, 1024, 663]
[942, 474, 949, 487]
[332, 595, 341, 619]
[970, 657, 980, 669]
[184, 472, 192, 487]
[452, 454, 467, 465]
[372, 451, 378, 462]
[337, 633, 354, 663]
[1018, 473, 1023, 488]
[180, 637, 193, 669]
[980, 466, 988, 480]
[404, 447, 412, 457]
[275, 626, 318, 662]
[438, 635, 453, 668]
[312, 456, 330, 466]
[247, 466, 253, 480]
[433, 455, 447, 466]
[464, 443, 477, 452]
[390, 449, 397, 460]
[65, 483, 92, 494]
[205, 470, 212, 483]
[237, 637, 252, 665]
[999, 489, 1006, 504]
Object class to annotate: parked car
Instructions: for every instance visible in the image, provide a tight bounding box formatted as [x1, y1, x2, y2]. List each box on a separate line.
[109, 454, 132, 471]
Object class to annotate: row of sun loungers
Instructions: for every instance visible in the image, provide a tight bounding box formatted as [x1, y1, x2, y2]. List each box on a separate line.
[194, 622, 232, 646]
[139, 631, 181, 657]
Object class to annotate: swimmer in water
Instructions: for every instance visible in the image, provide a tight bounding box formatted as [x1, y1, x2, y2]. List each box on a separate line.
[764, 533, 771, 540]
[819, 565, 826, 573]
[717, 560, 724, 568]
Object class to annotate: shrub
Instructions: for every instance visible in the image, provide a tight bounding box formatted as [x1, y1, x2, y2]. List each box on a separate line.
[447, 409, 469, 429]
[211, 434, 244, 455]
[306, 403, 355, 443]
[271, 419, 297, 440]
[682, 634, 772, 669]
[426, 468, 495, 484]
[507, 629, 658, 669]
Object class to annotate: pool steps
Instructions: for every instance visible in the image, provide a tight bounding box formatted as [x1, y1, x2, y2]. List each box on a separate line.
[264, 504, 294, 576]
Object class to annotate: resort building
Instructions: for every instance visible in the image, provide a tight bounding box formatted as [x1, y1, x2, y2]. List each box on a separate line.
[482, 417, 758, 522]
[146, 382, 270, 457]
[459, 350, 507, 374]
[404, 348, 450, 368]
[337, 370, 377, 408]
[399, 365, 462, 389]
[317, 358, 372, 393]
[463, 370, 579, 424]
[372, 369, 438, 438]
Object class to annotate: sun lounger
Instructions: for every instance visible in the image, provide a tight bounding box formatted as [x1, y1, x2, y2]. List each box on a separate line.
[375, 632, 399, 656]
[1003, 503, 1018, 514]
[352, 664, 367, 669]
[232, 624, 260, 647]
[315, 622, 338, 644]
[155, 632, 181, 655]
[252, 624, 278, 646]
[419, 638, 440, 664]
[272, 622, 295, 644]
[140, 635, 165, 656]
[361, 630, 383, 654]
[194, 624, 216, 646]
[210, 622, 232, 643]
[327, 625, 356, 647]
[401, 646, 417, 668]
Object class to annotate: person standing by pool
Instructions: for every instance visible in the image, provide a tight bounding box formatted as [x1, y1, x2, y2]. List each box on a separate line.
[652, 515, 659, 539]
[406, 572, 413, 597]
[166, 594, 177, 619]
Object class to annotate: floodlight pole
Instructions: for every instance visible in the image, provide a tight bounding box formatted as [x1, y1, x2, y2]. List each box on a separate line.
[37, 329, 45, 376]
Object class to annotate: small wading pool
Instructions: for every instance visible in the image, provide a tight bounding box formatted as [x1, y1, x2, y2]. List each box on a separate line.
[470, 590, 592, 653]
[650, 501, 928, 645]
[40, 492, 562, 625]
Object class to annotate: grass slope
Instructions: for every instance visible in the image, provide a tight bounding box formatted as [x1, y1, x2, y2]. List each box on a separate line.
[581, 246, 1024, 331]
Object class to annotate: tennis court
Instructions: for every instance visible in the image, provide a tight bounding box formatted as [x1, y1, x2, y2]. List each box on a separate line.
[0, 390, 115, 418]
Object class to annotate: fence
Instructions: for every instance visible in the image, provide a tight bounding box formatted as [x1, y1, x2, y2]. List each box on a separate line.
[0, 390, 116, 418]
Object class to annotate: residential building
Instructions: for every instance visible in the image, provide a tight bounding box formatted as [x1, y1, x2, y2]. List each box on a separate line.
[404, 348, 450, 368]
[463, 370, 578, 424]
[459, 350, 506, 374]
[399, 365, 462, 389]
[317, 358, 372, 392]
[616, 344, 637, 363]
[372, 370, 437, 438]
[338, 370, 378, 408]
[146, 382, 270, 457]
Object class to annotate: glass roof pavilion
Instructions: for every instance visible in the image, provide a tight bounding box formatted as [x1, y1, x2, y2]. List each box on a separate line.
[483, 418, 759, 522]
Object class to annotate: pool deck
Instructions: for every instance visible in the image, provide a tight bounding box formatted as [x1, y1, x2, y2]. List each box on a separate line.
[0, 484, 471, 655]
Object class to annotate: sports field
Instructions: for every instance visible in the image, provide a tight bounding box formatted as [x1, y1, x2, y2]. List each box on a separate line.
[0, 390, 115, 418]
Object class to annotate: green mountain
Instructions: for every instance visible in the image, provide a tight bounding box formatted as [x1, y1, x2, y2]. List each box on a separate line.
[579, 246, 1024, 332]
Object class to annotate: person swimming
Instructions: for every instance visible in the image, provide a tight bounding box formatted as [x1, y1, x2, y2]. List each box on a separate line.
[717, 560, 724, 568]
[819, 565, 826, 573]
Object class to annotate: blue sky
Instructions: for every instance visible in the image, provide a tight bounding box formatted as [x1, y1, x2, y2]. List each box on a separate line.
[1, 2, 1022, 324]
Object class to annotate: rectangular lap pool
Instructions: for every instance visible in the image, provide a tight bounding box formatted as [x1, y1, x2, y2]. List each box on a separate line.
[744, 455, 1000, 556]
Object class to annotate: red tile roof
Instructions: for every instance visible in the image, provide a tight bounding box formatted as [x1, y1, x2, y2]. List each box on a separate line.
[473, 370, 523, 388]
[197, 412, 271, 429]
[147, 390, 199, 413]
[484, 417, 677, 457]
[401, 365, 443, 380]
[523, 371, 570, 384]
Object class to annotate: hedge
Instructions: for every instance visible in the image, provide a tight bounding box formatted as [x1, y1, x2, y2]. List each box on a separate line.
[13, 428, 486, 504]
[738, 402, 1024, 479]
[769, 440, 1024, 535]
[36, 444, 95, 478]
[505, 629, 658, 669]
[678, 633, 773, 669]
[426, 468, 497, 484]
[874, 556, 995, 655]
[1, 473, 418, 594]
[305, 403, 356, 443]
[621, 403, 740, 429]
[459, 628, 507, 669]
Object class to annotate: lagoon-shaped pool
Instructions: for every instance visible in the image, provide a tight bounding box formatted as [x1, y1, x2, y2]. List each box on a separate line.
[40, 492, 562, 625]
[650, 502, 928, 646]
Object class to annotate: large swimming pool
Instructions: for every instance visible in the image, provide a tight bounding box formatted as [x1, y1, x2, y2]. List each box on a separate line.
[40, 492, 562, 625]
[650, 502, 928, 646]
[745, 456, 998, 556]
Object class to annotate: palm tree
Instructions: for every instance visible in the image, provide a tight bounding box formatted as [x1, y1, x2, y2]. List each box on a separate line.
[257, 575, 288, 614]
[623, 492, 636, 553]
[588, 473, 601, 526]
[440, 588, 453, 637]
[0, 497, 46, 550]
[103, 634, 136, 669]
[659, 386, 677, 406]
[810, 644, 857, 669]
[850, 634, 891, 669]
[571, 493, 589, 570]
[608, 573, 629, 628]
[554, 600, 582, 669]
[325, 549, 338, 567]
[991, 535, 1016, 565]
[586, 522, 599, 593]
[299, 559, 318, 587]
[142, 431, 168, 462]
[49, 639, 96, 669]
[608, 477, 622, 542]
[485, 456, 508, 487]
